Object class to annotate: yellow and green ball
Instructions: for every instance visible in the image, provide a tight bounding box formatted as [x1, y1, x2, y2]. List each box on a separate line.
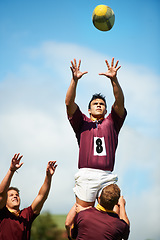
[92, 5, 115, 31]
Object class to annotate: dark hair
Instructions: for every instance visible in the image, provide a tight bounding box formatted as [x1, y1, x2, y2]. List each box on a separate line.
[100, 184, 120, 210]
[7, 187, 20, 195]
[88, 93, 107, 110]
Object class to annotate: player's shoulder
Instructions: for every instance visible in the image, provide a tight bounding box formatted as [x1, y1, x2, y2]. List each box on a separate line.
[78, 207, 99, 218]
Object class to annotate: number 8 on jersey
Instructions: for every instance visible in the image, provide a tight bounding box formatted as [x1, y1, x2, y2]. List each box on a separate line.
[94, 137, 107, 156]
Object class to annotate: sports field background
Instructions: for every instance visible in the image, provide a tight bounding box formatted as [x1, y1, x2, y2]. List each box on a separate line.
[52, 215, 67, 230]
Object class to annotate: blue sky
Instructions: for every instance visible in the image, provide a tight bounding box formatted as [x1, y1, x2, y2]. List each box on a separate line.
[0, 1, 160, 239]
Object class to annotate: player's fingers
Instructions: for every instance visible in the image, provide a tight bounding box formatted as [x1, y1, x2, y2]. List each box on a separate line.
[74, 58, 77, 67]
[114, 60, 119, 68]
[116, 65, 121, 71]
[49, 161, 57, 168]
[54, 164, 57, 170]
[77, 59, 81, 70]
[18, 162, 24, 168]
[70, 66, 74, 74]
[49, 160, 55, 165]
[111, 57, 114, 67]
[105, 60, 110, 69]
[13, 153, 20, 161]
[15, 153, 19, 159]
[82, 71, 88, 76]
[12, 153, 17, 160]
[99, 73, 106, 76]
[52, 161, 57, 169]
[71, 61, 74, 68]
[18, 155, 23, 161]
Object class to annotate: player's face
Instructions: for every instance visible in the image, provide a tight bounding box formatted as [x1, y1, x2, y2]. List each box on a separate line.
[88, 98, 107, 119]
[6, 190, 20, 209]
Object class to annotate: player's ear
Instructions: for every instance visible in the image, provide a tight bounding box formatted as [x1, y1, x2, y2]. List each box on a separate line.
[88, 109, 91, 115]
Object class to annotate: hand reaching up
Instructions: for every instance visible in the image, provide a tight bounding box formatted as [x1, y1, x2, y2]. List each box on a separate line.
[99, 57, 121, 80]
[10, 153, 23, 172]
[46, 161, 57, 176]
[70, 59, 88, 81]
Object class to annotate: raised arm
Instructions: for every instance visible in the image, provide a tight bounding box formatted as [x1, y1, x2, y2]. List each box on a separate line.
[65, 59, 88, 117]
[0, 153, 23, 209]
[31, 161, 57, 215]
[116, 196, 130, 226]
[65, 204, 77, 239]
[99, 57, 125, 117]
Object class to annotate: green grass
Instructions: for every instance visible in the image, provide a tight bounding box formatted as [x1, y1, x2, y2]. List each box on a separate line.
[52, 215, 67, 230]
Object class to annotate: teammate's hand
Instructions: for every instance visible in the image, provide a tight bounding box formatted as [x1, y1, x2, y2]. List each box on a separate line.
[46, 161, 57, 176]
[118, 196, 126, 207]
[10, 153, 23, 172]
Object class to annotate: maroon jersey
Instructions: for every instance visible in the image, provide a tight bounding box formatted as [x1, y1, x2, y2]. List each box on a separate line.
[0, 206, 38, 240]
[71, 208, 130, 240]
[69, 107, 127, 171]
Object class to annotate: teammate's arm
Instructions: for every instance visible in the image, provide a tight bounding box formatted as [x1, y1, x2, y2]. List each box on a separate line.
[65, 204, 76, 239]
[0, 153, 23, 209]
[99, 57, 125, 117]
[65, 59, 88, 117]
[31, 161, 57, 215]
[118, 196, 130, 226]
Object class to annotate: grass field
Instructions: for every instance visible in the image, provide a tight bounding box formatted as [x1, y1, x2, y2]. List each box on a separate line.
[52, 215, 67, 230]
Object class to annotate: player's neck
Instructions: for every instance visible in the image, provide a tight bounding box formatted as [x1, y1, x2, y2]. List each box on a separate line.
[90, 115, 104, 122]
[7, 206, 20, 216]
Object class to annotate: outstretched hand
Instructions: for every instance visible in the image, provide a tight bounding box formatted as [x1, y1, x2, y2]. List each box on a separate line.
[99, 57, 121, 79]
[46, 161, 57, 176]
[70, 59, 88, 81]
[10, 153, 23, 172]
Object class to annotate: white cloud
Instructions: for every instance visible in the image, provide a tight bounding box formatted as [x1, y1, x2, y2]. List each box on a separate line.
[0, 41, 159, 239]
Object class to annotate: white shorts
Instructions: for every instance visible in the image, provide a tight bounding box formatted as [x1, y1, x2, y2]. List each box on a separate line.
[73, 168, 118, 202]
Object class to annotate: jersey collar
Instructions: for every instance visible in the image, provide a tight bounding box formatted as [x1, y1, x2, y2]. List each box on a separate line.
[90, 116, 104, 122]
[7, 207, 20, 216]
[96, 203, 116, 214]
